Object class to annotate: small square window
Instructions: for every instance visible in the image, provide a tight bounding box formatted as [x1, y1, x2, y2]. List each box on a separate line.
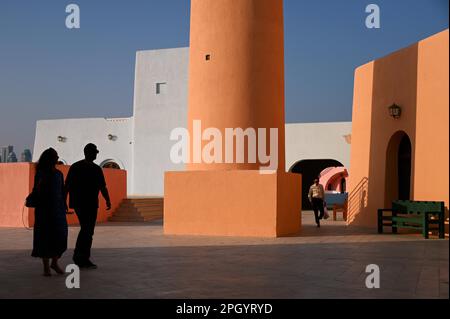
[205, 54, 211, 61]
[156, 82, 167, 95]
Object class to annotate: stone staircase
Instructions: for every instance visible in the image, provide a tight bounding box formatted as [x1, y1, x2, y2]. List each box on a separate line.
[108, 197, 164, 223]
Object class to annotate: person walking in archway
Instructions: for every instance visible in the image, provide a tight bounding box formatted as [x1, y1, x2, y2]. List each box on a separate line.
[308, 177, 325, 228]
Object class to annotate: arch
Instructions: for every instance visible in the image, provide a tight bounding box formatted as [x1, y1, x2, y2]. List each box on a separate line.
[57, 159, 67, 165]
[289, 159, 345, 210]
[319, 167, 349, 193]
[100, 159, 123, 170]
[384, 131, 412, 206]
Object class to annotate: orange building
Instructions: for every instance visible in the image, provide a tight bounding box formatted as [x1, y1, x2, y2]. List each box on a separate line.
[0, 163, 127, 228]
[348, 29, 449, 229]
[164, 0, 301, 237]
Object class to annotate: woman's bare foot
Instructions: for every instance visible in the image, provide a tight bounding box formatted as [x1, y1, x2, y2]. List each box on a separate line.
[50, 259, 65, 275]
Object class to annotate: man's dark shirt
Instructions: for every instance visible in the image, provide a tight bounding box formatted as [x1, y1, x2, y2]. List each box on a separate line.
[66, 160, 106, 209]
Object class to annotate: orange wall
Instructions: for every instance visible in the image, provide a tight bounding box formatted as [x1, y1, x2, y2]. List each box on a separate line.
[165, 170, 301, 237]
[187, 0, 286, 171]
[164, 0, 301, 238]
[414, 30, 449, 207]
[0, 163, 34, 228]
[348, 30, 449, 227]
[347, 62, 374, 225]
[0, 163, 127, 228]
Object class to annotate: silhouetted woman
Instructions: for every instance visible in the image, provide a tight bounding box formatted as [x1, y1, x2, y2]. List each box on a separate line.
[31, 148, 68, 276]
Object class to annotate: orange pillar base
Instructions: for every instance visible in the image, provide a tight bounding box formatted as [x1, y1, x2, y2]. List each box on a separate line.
[164, 171, 302, 237]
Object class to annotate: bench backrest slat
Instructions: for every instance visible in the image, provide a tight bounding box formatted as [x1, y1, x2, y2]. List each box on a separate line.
[392, 200, 444, 215]
[325, 193, 348, 206]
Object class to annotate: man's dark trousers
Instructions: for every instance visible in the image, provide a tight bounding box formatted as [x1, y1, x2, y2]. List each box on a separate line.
[312, 198, 325, 225]
[73, 207, 98, 264]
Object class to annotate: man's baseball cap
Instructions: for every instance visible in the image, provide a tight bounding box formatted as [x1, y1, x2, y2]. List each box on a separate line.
[84, 143, 99, 154]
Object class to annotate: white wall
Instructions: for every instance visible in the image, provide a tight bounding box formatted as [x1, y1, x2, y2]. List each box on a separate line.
[285, 122, 352, 171]
[32, 47, 352, 198]
[33, 117, 133, 187]
[131, 48, 189, 196]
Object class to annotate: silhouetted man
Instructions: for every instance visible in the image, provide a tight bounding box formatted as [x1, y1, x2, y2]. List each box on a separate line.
[65, 143, 111, 269]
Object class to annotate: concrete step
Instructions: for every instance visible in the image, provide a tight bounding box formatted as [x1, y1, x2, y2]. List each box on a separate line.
[121, 205, 163, 210]
[113, 210, 162, 218]
[120, 203, 164, 208]
[109, 197, 164, 223]
[108, 215, 162, 222]
[123, 198, 163, 204]
[114, 206, 163, 214]
[109, 216, 145, 222]
[140, 212, 163, 218]
[126, 197, 163, 200]
[137, 207, 163, 213]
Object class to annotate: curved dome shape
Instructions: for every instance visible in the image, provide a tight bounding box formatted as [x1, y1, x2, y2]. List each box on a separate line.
[320, 167, 349, 192]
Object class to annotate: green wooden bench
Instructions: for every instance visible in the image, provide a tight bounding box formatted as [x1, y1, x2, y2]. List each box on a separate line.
[378, 200, 446, 239]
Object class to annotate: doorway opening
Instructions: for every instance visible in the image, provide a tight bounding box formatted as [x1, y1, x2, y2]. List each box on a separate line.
[101, 160, 121, 170]
[385, 131, 412, 206]
[289, 159, 345, 210]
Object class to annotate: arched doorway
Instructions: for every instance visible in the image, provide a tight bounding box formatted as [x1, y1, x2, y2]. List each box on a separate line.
[320, 166, 348, 193]
[385, 131, 412, 206]
[290, 159, 345, 210]
[101, 160, 121, 170]
[340, 178, 347, 194]
[398, 135, 412, 200]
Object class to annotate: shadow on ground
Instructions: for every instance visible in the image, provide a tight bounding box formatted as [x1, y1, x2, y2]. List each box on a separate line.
[0, 240, 447, 299]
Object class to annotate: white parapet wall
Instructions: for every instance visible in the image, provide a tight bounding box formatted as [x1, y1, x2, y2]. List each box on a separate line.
[131, 48, 189, 196]
[285, 122, 352, 171]
[33, 117, 133, 187]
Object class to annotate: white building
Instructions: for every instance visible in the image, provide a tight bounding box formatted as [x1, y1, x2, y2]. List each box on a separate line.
[33, 47, 351, 197]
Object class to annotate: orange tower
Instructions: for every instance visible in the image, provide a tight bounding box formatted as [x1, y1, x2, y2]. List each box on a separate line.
[187, 0, 286, 172]
[164, 0, 301, 237]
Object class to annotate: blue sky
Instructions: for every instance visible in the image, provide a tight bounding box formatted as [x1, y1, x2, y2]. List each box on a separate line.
[0, 0, 448, 154]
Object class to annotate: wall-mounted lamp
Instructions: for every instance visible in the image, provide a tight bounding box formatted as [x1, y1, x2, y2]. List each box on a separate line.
[57, 136, 67, 143]
[389, 103, 402, 119]
[108, 134, 117, 141]
[343, 134, 352, 145]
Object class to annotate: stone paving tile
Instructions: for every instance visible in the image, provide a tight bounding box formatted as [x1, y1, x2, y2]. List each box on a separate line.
[0, 213, 447, 299]
[415, 265, 441, 298]
[439, 282, 449, 298]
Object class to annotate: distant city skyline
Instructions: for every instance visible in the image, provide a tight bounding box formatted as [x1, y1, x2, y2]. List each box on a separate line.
[0, 0, 448, 153]
[20, 149, 32, 162]
[0, 146, 14, 164]
[0, 145, 32, 163]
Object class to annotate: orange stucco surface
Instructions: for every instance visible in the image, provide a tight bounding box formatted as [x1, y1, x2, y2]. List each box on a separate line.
[348, 29, 449, 228]
[164, 0, 301, 237]
[187, 0, 286, 171]
[165, 171, 301, 237]
[0, 163, 127, 228]
[0, 163, 33, 228]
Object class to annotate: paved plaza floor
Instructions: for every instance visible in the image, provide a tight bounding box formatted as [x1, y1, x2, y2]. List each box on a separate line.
[0, 212, 448, 299]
